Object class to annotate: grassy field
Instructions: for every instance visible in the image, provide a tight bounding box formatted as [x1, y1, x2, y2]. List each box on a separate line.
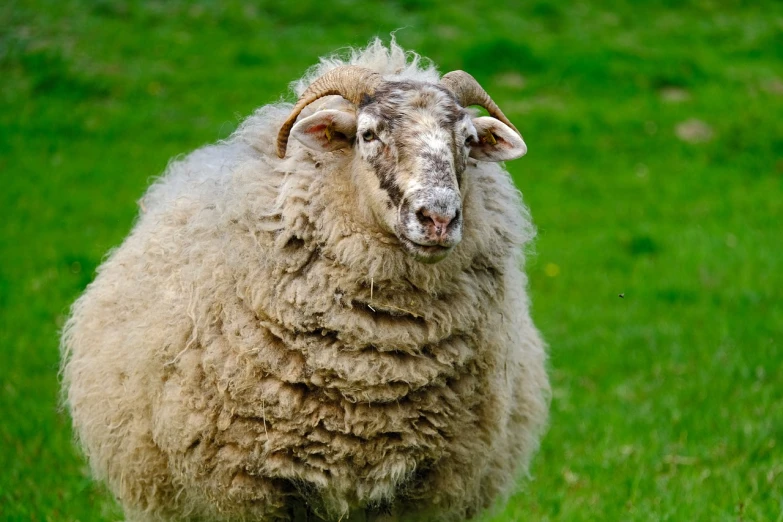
[1, 0, 782, 520]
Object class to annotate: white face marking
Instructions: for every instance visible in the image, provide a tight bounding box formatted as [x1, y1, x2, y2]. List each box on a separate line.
[350, 82, 477, 262]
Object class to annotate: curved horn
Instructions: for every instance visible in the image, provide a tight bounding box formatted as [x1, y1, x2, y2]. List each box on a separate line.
[276, 65, 383, 158]
[440, 70, 521, 137]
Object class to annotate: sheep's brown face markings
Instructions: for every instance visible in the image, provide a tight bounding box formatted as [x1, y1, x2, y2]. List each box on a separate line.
[355, 82, 476, 263]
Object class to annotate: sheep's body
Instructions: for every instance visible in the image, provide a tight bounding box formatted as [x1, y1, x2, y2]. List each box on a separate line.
[62, 41, 549, 522]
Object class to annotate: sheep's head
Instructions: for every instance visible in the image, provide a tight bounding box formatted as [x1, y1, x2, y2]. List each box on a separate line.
[277, 66, 527, 263]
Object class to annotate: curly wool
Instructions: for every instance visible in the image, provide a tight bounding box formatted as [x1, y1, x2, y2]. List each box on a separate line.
[61, 38, 550, 522]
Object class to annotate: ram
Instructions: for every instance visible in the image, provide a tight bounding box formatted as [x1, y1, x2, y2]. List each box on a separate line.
[61, 39, 550, 522]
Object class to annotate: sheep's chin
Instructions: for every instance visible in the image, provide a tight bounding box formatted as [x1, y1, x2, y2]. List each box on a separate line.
[398, 235, 455, 264]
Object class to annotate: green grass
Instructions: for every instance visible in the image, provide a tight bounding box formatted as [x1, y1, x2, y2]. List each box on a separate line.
[1, 0, 781, 520]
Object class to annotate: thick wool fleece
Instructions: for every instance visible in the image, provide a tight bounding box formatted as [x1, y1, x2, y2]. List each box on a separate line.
[61, 40, 550, 522]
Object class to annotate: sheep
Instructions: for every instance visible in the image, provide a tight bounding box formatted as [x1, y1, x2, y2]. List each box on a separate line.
[60, 38, 550, 522]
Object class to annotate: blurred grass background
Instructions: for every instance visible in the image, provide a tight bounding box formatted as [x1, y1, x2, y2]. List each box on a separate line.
[1, 0, 782, 520]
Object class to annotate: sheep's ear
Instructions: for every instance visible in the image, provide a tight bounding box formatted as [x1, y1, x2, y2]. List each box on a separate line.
[291, 110, 357, 152]
[469, 116, 527, 161]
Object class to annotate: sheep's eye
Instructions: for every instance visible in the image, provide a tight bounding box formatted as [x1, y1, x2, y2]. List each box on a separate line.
[362, 130, 376, 142]
[464, 135, 475, 147]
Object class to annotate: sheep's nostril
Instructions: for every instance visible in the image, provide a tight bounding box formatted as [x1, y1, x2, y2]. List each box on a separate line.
[420, 208, 455, 228]
[417, 207, 457, 239]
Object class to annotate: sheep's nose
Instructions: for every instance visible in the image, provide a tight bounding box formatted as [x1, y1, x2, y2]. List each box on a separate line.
[417, 207, 458, 239]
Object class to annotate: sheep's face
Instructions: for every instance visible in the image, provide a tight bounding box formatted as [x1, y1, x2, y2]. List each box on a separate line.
[291, 82, 526, 263]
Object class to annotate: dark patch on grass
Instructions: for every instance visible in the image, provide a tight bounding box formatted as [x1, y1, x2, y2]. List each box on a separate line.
[625, 234, 660, 257]
[18, 49, 111, 100]
[395, 0, 437, 11]
[91, 0, 131, 19]
[655, 288, 698, 304]
[462, 39, 543, 78]
[770, 31, 783, 60]
[531, 1, 562, 19]
[260, 2, 375, 27]
[235, 50, 269, 67]
[648, 58, 707, 89]
[0, 274, 9, 309]
[530, 2, 564, 30]
[62, 255, 99, 291]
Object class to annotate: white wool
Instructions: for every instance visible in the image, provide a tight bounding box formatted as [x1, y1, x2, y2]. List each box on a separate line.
[61, 38, 549, 522]
[291, 37, 441, 99]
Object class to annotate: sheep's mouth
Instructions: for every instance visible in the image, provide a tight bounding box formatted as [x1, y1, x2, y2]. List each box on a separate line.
[398, 235, 454, 263]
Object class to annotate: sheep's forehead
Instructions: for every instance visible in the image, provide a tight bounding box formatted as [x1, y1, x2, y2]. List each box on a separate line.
[359, 82, 470, 140]
[357, 82, 472, 208]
